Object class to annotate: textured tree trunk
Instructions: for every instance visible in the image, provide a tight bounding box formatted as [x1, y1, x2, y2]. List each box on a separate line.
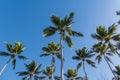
[60, 34, 64, 80]
[51, 55, 54, 80]
[104, 55, 117, 80]
[83, 62, 88, 80]
[0, 58, 11, 76]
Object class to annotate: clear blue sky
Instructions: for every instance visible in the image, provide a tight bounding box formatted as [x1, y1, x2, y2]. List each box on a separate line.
[0, 0, 120, 80]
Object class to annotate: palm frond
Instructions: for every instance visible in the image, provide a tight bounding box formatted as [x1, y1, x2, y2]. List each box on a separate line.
[0, 52, 10, 57]
[86, 60, 96, 68]
[16, 71, 29, 76]
[72, 56, 81, 60]
[12, 59, 16, 69]
[64, 36, 73, 48]
[18, 55, 27, 60]
[71, 30, 83, 37]
[50, 15, 61, 27]
[40, 53, 50, 57]
[43, 26, 57, 37]
[95, 55, 102, 63]
[77, 62, 82, 70]
[108, 24, 117, 36]
[22, 77, 27, 80]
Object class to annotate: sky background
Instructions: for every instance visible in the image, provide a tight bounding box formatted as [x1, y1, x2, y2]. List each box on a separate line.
[0, 0, 120, 80]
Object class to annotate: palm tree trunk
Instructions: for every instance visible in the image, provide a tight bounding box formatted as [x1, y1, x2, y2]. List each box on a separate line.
[83, 62, 88, 80]
[60, 34, 64, 80]
[29, 75, 32, 80]
[104, 55, 117, 80]
[51, 55, 54, 80]
[0, 58, 11, 76]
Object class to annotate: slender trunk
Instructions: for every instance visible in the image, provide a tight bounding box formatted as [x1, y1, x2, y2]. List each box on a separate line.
[0, 58, 11, 76]
[104, 55, 117, 80]
[51, 55, 54, 80]
[83, 62, 88, 80]
[60, 34, 64, 80]
[29, 75, 32, 80]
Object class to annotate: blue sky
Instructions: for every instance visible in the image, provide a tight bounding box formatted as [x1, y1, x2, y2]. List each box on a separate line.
[0, 0, 120, 80]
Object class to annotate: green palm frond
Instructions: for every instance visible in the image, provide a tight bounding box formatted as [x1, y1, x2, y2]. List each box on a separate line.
[18, 55, 27, 60]
[108, 24, 117, 35]
[86, 60, 96, 68]
[43, 26, 57, 37]
[0, 52, 10, 57]
[77, 62, 82, 70]
[71, 30, 83, 37]
[50, 15, 61, 27]
[12, 59, 16, 69]
[95, 55, 102, 63]
[16, 71, 29, 76]
[64, 36, 73, 48]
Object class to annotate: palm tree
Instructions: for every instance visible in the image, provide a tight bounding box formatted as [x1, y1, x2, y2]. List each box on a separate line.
[43, 12, 83, 80]
[91, 25, 120, 79]
[42, 65, 55, 80]
[40, 41, 61, 80]
[64, 68, 83, 80]
[72, 47, 96, 80]
[16, 61, 44, 80]
[0, 42, 27, 75]
[40, 42, 61, 67]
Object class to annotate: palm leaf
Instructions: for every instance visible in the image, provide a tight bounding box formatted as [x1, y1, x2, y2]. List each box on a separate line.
[12, 59, 16, 69]
[18, 55, 27, 60]
[71, 30, 83, 37]
[105, 56, 113, 64]
[43, 26, 57, 37]
[95, 55, 102, 63]
[0, 52, 10, 57]
[50, 15, 61, 27]
[72, 56, 80, 60]
[86, 60, 96, 68]
[77, 62, 82, 70]
[16, 71, 29, 76]
[22, 77, 27, 80]
[40, 53, 50, 57]
[64, 36, 73, 48]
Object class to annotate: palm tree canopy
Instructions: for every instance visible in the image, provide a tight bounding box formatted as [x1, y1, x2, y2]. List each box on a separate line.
[42, 66, 55, 79]
[72, 47, 96, 70]
[0, 42, 27, 69]
[40, 42, 61, 59]
[43, 12, 83, 47]
[64, 68, 77, 79]
[17, 61, 42, 80]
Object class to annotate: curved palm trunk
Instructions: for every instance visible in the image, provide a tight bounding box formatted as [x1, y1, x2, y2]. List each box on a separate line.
[60, 34, 64, 80]
[0, 58, 11, 76]
[104, 55, 117, 80]
[51, 55, 55, 80]
[83, 62, 88, 80]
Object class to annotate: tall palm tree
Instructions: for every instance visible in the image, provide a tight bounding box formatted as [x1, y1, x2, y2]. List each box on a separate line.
[91, 25, 120, 79]
[17, 61, 44, 80]
[40, 42, 61, 67]
[42, 65, 55, 80]
[40, 41, 61, 80]
[64, 68, 83, 80]
[43, 12, 83, 80]
[72, 47, 96, 80]
[0, 42, 27, 75]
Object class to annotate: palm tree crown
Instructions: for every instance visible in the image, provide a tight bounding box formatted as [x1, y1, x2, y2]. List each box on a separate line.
[64, 68, 77, 80]
[16, 61, 43, 80]
[72, 47, 95, 79]
[43, 12, 83, 47]
[42, 65, 55, 80]
[0, 42, 27, 70]
[40, 42, 61, 65]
